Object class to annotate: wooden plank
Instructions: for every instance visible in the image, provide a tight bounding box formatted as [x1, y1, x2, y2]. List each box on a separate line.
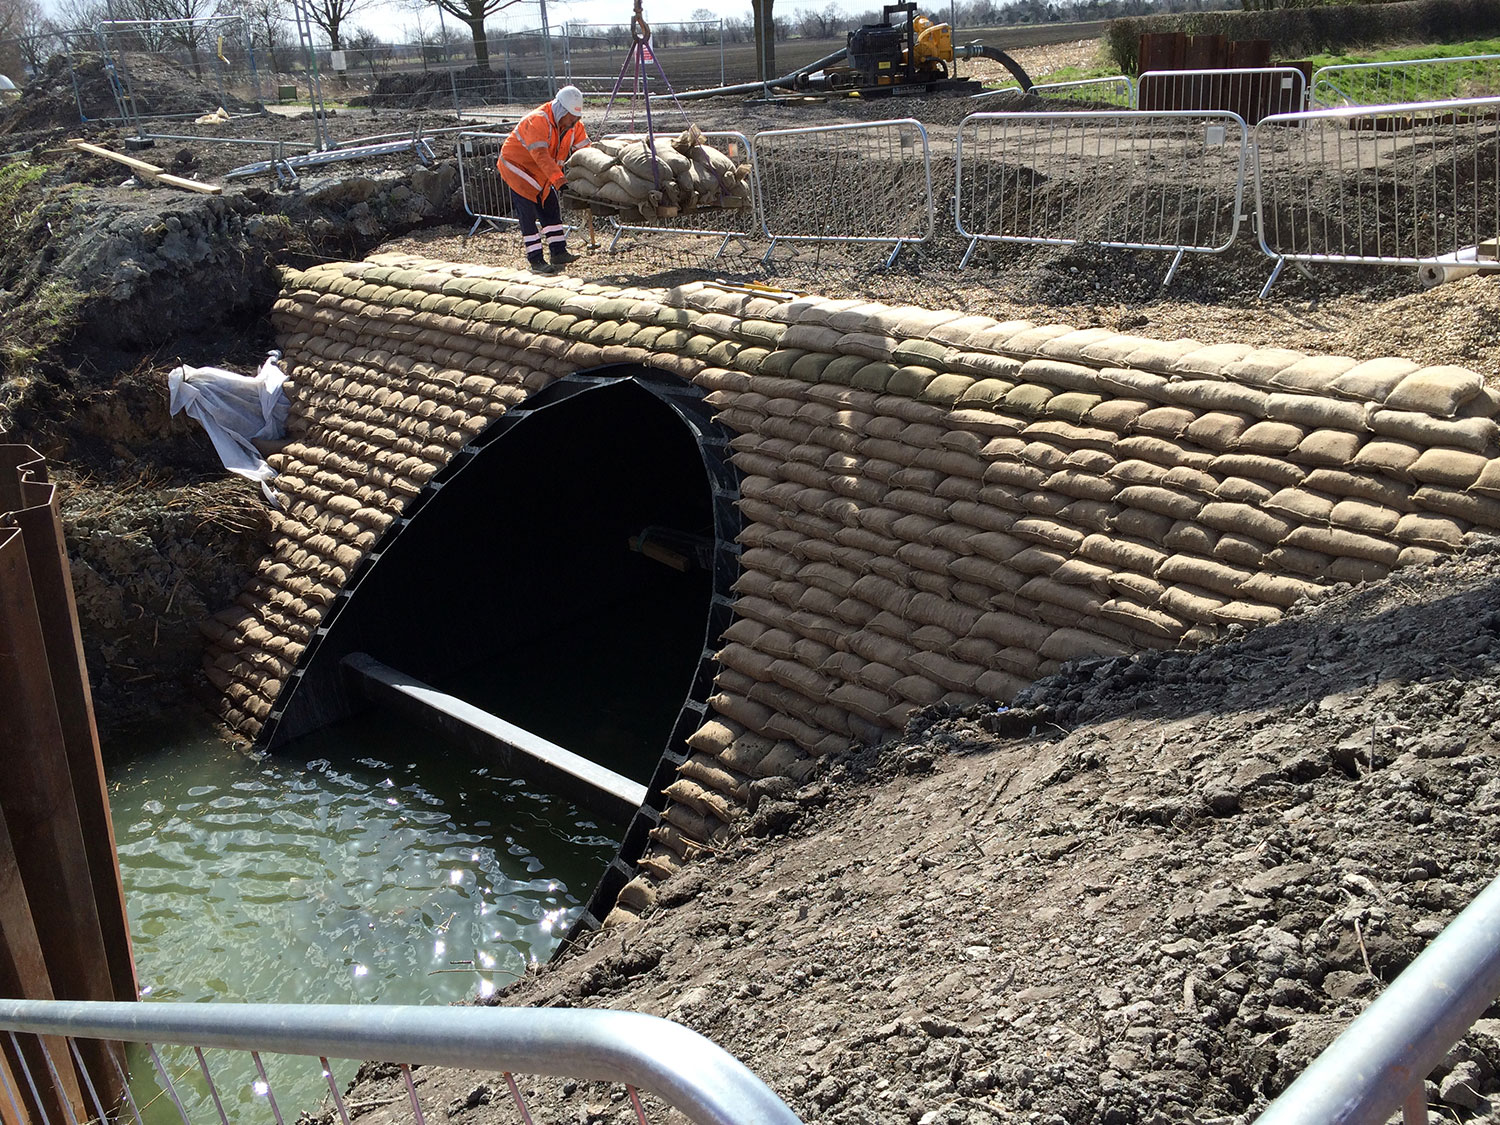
[1184, 34, 1226, 70]
[157, 172, 222, 195]
[65, 139, 221, 195]
[65, 138, 164, 175]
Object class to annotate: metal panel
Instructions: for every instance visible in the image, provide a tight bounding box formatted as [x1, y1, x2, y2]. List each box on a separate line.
[752, 119, 935, 265]
[457, 128, 518, 238]
[1311, 54, 1500, 109]
[0, 449, 135, 1007]
[601, 130, 765, 258]
[1253, 97, 1500, 289]
[0, 1000, 804, 1125]
[1138, 66, 1306, 124]
[972, 75, 1135, 108]
[0, 534, 98, 1125]
[954, 110, 1248, 281]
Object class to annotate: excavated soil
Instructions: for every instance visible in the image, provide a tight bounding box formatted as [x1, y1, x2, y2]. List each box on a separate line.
[5, 48, 1500, 1125]
[330, 540, 1500, 1125]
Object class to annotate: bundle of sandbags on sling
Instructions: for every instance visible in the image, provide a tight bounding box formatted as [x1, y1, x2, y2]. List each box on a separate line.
[561, 124, 753, 219]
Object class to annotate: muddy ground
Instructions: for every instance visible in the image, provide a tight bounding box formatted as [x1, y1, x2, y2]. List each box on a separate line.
[4, 41, 1500, 1122]
[331, 540, 1500, 1124]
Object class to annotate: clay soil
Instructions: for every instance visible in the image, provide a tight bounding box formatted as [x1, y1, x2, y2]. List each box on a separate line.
[5, 40, 1500, 1124]
[332, 541, 1500, 1125]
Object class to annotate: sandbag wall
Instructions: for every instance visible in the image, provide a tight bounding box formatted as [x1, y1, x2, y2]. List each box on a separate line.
[206, 251, 1500, 924]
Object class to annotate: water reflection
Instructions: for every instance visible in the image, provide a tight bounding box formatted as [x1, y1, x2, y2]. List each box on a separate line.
[106, 710, 623, 1119]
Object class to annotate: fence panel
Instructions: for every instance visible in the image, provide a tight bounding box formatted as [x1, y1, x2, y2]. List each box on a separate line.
[1138, 67, 1306, 124]
[1310, 54, 1500, 109]
[458, 128, 517, 236]
[954, 110, 1248, 279]
[971, 75, 1135, 108]
[99, 15, 264, 130]
[0, 1000, 803, 1125]
[752, 119, 934, 264]
[600, 130, 763, 256]
[1253, 97, 1500, 286]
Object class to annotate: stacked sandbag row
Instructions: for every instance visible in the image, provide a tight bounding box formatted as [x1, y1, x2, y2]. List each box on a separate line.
[206, 253, 1500, 925]
[562, 128, 754, 219]
[202, 256, 794, 737]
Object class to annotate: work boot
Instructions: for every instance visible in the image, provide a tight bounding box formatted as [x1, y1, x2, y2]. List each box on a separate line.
[550, 246, 580, 266]
[527, 257, 558, 276]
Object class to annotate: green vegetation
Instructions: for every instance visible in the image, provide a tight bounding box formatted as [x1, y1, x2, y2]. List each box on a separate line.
[1106, 0, 1500, 73]
[1306, 36, 1500, 102]
[1310, 35, 1500, 64]
[0, 163, 85, 377]
[0, 161, 46, 258]
[979, 53, 1123, 91]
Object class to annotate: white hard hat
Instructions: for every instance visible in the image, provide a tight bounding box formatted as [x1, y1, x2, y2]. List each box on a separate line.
[552, 85, 584, 117]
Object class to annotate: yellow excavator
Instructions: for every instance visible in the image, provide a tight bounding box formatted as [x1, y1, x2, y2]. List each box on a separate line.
[804, 2, 1033, 94]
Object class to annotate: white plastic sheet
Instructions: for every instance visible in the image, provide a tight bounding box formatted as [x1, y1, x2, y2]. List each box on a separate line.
[168, 351, 290, 505]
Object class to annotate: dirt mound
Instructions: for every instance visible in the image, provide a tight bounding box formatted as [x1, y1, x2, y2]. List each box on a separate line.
[0, 52, 259, 136]
[323, 540, 1500, 1124]
[356, 65, 548, 110]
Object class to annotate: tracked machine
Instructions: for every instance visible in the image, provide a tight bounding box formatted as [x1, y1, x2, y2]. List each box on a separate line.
[800, 2, 1033, 96]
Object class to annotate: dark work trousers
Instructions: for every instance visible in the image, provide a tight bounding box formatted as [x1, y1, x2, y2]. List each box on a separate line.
[510, 186, 567, 265]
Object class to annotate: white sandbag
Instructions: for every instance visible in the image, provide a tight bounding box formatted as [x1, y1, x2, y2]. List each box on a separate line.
[168, 351, 289, 504]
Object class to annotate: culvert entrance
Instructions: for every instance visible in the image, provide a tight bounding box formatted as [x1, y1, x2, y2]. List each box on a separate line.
[255, 365, 741, 930]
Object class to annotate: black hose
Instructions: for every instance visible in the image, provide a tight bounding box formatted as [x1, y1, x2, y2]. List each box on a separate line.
[651, 47, 850, 102]
[974, 45, 1033, 92]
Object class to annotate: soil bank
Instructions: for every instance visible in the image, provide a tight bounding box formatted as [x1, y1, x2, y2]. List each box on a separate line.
[332, 541, 1500, 1125]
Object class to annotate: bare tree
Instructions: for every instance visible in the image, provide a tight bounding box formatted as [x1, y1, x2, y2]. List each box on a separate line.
[302, 0, 367, 52]
[795, 1, 843, 39]
[419, 0, 526, 69]
[113, 0, 223, 76]
[751, 0, 773, 78]
[48, 0, 107, 34]
[345, 23, 389, 80]
[689, 6, 716, 45]
[0, 0, 50, 76]
[224, 0, 292, 75]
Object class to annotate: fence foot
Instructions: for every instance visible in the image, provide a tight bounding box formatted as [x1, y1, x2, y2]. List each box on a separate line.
[959, 237, 980, 270]
[712, 234, 733, 261]
[1259, 257, 1286, 300]
[1403, 1084, 1428, 1125]
[607, 226, 624, 253]
[1162, 247, 1185, 288]
[761, 239, 778, 267]
[883, 241, 906, 270]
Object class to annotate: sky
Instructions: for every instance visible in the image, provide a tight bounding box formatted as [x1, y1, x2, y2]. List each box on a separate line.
[360, 0, 757, 46]
[33, 0, 765, 45]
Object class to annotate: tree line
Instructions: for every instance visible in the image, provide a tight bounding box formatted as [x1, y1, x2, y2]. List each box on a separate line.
[0, 0, 1231, 89]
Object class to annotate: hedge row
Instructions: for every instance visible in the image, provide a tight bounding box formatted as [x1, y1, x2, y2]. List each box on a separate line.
[1106, 0, 1500, 73]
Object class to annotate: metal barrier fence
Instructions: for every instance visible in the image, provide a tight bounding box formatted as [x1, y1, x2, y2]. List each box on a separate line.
[457, 128, 517, 238]
[752, 119, 935, 266]
[601, 130, 763, 258]
[954, 110, 1249, 283]
[1255, 870, 1500, 1125]
[99, 15, 263, 131]
[972, 75, 1135, 108]
[1310, 54, 1500, 109]
[1138, 66, 1306, 124]
[1253, 96, 1500, 294]
[0, 1000, 802, 1125]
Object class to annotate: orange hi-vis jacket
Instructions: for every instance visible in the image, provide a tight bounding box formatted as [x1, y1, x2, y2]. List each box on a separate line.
[498, 102, 589, 204]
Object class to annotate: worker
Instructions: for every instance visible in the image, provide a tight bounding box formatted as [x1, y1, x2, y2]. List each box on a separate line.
[498, 84, 589, 275]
